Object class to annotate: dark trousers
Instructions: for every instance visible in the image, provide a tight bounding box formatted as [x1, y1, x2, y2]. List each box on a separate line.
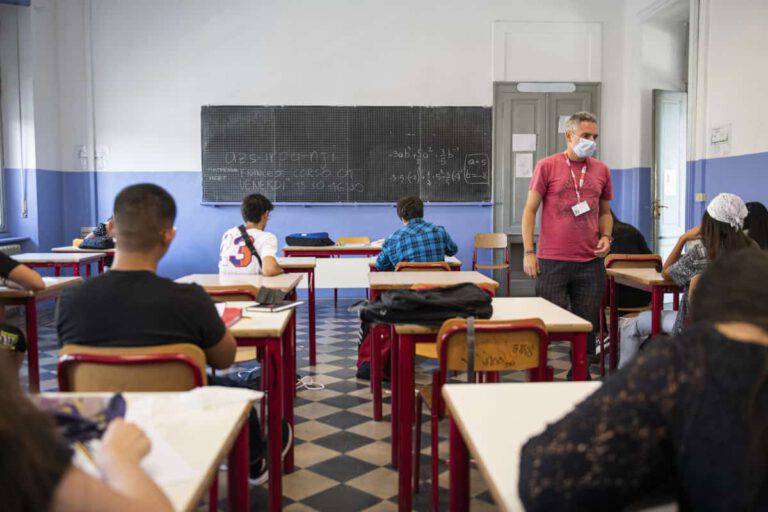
[535, 258, 605, 355]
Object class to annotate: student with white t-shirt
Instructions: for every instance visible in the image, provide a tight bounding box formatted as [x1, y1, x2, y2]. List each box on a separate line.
[218, 194, 283, 276]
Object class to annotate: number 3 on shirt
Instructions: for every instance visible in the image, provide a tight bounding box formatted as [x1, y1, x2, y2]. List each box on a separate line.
[228, 235, 253, 268]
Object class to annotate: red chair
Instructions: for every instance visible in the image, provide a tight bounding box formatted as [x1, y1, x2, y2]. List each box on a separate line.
[413, 318, 552, 509]
[395, 261, 452, 272]
[472, 233, 510, 296]
[58, 344, 222, 511]
[599, 254, 663, 375]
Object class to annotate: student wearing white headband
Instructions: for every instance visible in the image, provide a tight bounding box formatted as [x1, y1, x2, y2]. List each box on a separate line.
[617, 193, 755, 367]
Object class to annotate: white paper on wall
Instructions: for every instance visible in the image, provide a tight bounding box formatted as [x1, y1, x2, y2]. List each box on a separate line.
[515, 153, 534, 178]
[512, 134, 537, 152]
[558, 115, 570, 133]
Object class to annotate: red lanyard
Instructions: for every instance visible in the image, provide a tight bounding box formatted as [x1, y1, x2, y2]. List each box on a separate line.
[564, 154, 587, 202]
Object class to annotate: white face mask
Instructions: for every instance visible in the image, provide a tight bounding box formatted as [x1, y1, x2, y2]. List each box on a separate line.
[572, 137, 597, 158]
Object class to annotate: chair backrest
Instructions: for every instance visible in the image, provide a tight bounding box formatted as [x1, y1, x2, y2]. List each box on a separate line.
[337, 236, 370, 245]
[436, 318, 548, 373]
[411, 282, 496, 297]
[58, 343, 208, 392]
[605, 254, 662, 271]
[474, 233, 508, 250]
[395, 261, 451, 272]
[207, 288, 258, 302]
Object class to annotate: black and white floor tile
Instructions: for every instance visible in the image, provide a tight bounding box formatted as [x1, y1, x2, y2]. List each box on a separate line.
[18, 299, 600, 511]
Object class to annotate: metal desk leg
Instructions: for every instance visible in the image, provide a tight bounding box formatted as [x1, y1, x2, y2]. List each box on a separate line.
[449, 417, 470, 512]
[397, 333, 415, 512]
[25, 297, 39, 392]
[227, 420, 250, 512]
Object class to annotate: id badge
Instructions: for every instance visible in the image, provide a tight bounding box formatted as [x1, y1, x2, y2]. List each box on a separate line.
[571, 201, 591, 217]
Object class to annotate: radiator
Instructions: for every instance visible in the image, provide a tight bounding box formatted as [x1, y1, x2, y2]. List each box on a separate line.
[0, 244, 22, 256]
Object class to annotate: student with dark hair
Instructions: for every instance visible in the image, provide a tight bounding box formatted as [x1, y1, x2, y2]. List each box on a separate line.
[520, 247, 768, 511]
[56, 184, 286, 484]
[609, 211, 652, 309]
[617, 193, 755, 366]
[219, 194, 283, 276]
[373, 196, 458, 271]
[746, 201, 768, 250]
[0, 357, 173, 512]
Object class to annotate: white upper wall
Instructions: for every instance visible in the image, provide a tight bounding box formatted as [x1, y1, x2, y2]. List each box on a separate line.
[693, 0, 768, 159]
[57, 0, 630, 171]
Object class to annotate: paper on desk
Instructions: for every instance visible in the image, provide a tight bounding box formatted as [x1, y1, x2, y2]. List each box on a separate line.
[73, 427, 195, 486]
[126, 386, 264, 424]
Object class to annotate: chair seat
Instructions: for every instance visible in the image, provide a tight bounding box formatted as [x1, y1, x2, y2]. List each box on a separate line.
[415, 342, 438, 359]
[475, 264, 509, 270]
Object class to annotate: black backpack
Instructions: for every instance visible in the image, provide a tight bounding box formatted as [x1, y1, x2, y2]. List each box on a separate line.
[351, 282, 493, 326]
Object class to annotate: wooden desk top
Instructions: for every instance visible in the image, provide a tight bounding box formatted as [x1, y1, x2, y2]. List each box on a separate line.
[367, 256, 462, 268]
[443, 382, 601, 512]
[284, 244, 381, 252]
[44, 389, 259, 512]
[176, 273, 303, 293]
[15, 252, 103, 264]
[51, 245, 115, 254]
[395, 297, 593, 335]
[369, 270, 497, 290]
[225, 301, 294, 338]
[276, 257, 317, 269]
[0, 276, 81, 299]
[606, 267, 677, 287]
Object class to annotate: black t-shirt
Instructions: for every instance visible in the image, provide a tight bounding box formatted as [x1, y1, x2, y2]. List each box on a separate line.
[0, 252, 20, 279]
[56, 270, 225, 349]
[611, 221, 653, 309]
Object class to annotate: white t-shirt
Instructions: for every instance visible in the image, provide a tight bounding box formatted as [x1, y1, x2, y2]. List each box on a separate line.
[218, 226, 278, 274]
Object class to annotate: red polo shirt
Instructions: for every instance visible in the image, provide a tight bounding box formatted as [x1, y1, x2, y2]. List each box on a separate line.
[530, 153, 613, 262]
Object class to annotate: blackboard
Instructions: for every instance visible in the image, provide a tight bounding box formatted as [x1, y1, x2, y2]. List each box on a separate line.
[201, 106, 491, 203]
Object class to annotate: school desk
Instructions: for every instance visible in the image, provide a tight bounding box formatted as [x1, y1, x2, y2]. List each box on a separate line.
[0, 276, 81, 392]
[367, 271, 499, 421]
[390, 298, 593, 510]
[223, 301, 295, 512]
[15, 252, 104, 277]
[276, 257, 318, 366]
[44, 389, 258, 512]
[606, 267, 681, 370]
[52, 245, 115, 273]
[283, 243, 382, 257]
[443, 382, 601, 512]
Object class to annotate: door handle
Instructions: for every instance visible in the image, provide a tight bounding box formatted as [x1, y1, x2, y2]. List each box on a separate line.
[652, 200, 668, 219]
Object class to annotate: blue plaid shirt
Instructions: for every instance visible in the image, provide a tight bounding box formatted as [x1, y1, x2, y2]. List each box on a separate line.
[375, 218, 458, 271]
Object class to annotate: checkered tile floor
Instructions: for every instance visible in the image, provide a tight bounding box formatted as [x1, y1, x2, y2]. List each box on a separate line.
[18, 299, 600, 511]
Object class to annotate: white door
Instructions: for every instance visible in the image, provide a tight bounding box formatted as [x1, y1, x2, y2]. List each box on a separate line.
[653, 90, 687, 260]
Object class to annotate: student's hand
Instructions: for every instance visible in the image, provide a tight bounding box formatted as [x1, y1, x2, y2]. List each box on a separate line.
[523, 253, 540, 279]
[97, 419, 152, 467]
[682, 226, 701, 242]
[594, 236, 612, 257]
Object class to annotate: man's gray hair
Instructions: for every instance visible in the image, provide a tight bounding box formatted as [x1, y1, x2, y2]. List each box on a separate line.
[565, 111, 598, 134]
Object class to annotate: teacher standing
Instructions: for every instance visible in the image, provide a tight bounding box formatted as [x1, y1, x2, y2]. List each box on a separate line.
[521, 111, 613, 370]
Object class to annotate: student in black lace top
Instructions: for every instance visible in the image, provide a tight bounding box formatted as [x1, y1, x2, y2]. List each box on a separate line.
[519, 248, 768, 511]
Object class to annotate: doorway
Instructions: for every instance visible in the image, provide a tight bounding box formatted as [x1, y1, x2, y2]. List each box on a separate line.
[492, 82, 601, 293]
[652, 90, 687, 260]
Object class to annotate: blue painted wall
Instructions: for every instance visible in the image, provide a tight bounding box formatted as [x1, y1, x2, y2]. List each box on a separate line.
[687, 150, 768, 228]
[16, 170, 492, 285]
[8, 152, 768, 283]
[610, 167, 652, 242]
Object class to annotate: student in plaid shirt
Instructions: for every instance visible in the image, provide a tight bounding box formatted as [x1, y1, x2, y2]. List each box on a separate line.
[374, 196, 458, 271]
